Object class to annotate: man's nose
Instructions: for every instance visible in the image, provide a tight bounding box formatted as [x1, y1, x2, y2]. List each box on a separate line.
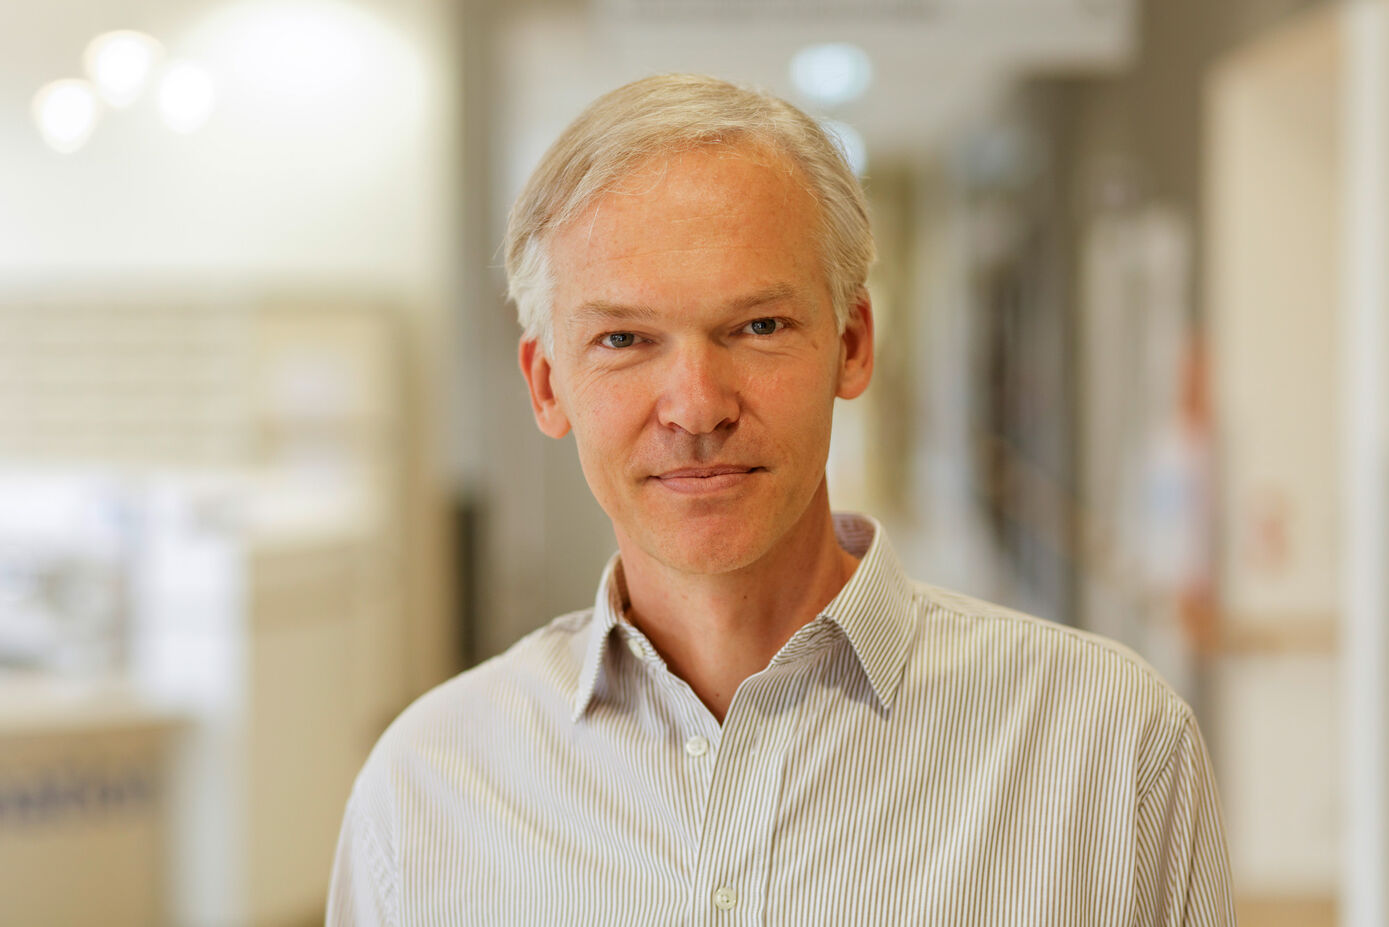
[655, 341, 740, 435]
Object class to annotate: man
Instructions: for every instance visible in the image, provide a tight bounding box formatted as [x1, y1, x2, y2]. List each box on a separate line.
[329, 74, 1234, 924]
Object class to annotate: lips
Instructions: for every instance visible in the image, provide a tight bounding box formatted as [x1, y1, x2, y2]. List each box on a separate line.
[650, 465, 762, 495]
[654, 465, 756, 479]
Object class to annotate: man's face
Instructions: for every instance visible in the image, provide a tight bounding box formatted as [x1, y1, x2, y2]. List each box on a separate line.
[520, 144, 873, 576]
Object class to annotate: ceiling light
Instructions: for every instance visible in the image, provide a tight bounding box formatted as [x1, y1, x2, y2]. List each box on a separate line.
[32, 79, 101, 153]
[790, 43, 873, 108]
[85, 30, 164, 108]
[159, 62, 216, 134]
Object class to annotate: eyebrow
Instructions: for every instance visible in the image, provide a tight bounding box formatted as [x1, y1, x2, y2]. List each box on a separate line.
[569, 283, 801, 325]
[568, 301, 662, 325]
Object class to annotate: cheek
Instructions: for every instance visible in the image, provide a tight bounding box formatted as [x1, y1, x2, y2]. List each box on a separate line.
[746, 366, 837, 456]
[751, 351, 839, 410]
[564, 373, 651, 456]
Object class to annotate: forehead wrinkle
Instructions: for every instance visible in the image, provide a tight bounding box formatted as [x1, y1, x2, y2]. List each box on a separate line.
[564, 145, 810, 260]
[568, 301, 662, 325]
[727, 282, 799, 311]
[567, 282, 802, 331]
[552, 145, 828, 331]
[603, 145, 800, 223]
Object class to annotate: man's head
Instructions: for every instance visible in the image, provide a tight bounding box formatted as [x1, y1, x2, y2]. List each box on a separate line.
[509, 75, 875, 577]
[505, 74, 875, 355]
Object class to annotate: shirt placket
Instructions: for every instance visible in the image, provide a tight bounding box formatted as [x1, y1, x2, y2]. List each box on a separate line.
[622, 628, 723, 868]
[685, 668, 803, 927]
[654, 667, 722, 853]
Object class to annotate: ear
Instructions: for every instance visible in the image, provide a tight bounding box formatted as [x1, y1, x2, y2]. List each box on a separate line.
[835, 290, 875, 400]
[519, 338, 572, 438]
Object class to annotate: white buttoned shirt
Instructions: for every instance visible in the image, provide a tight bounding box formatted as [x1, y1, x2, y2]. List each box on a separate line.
[328, 514, 1235, 925]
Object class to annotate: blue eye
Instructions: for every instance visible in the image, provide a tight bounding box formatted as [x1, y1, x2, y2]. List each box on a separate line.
[745, 318, 780, 335]
[602, 332, 636, 348]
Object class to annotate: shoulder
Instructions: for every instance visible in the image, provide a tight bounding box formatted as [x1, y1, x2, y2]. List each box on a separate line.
[917, 582, 1179, 684]
[348, 607, 597, 810]
[913, 581, 1186, 700]
[907, 581, 1194, 770]
[332, 608, 600, 900]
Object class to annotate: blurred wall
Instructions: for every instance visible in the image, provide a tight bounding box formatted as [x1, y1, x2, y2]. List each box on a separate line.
[0, 0, 453, 289]
[458, 0, 626, 664]
[0, 0, 465, 697]
[1052, 0, 1325, 310]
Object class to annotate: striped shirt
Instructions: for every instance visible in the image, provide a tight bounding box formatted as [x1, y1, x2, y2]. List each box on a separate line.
[328, 513, 1235, 925]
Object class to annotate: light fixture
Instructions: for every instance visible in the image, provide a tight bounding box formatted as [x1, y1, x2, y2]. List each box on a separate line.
[84, 30, 164, 108]
[821, 118, 868, 177]
[159, 61, 216, 134]
[790, 43, 873, 108]
[31, 79, 101, 154]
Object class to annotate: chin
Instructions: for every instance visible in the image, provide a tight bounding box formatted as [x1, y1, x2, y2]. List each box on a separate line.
[659, 542, 763, 576]
[638, 511, 784, 576]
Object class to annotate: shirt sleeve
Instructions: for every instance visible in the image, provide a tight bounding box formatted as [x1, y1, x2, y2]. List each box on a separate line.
[326, 791, 399, 927]
[1132, 711, 1237, 926]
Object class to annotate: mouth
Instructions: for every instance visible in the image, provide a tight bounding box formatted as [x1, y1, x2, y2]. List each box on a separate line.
[649, 465, 763, 495]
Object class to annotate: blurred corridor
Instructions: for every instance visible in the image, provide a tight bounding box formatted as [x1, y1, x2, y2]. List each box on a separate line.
[0, 0, 1382, 924]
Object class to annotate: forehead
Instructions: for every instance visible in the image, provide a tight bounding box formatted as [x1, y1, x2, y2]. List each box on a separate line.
[546, 145, 826, 314]
[605, 141, 803, 205]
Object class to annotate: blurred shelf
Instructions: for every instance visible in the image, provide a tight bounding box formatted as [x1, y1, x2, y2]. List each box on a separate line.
[1236, 896, 1335, 927]
[0, 671, 188, 736]
[1216, 613, 1337, 655]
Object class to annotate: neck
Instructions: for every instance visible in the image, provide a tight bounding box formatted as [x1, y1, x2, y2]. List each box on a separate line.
[616, 485, 859, 723]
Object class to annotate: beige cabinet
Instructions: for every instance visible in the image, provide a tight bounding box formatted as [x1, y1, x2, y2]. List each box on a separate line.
[1206, 2, 1389, 920]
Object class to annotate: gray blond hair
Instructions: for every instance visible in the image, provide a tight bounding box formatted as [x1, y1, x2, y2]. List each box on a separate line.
[504, 73, 875, 354]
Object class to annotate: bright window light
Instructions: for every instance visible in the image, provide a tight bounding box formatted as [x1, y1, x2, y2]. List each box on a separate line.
[821, 118, 868, 177]
[790, 43, 873, 108]
[32, 79, 101, 154]
[85, 30, 164, 108]
[159, 61, 216, 134]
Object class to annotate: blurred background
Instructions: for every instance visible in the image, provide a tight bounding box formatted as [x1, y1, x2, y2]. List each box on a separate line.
[0, 0, 1384, 924]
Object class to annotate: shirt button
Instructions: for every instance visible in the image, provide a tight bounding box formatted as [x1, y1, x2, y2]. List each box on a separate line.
[684, 735, 709, 758]
[712, 886, 738, 910]
[626, 637, 644, 659]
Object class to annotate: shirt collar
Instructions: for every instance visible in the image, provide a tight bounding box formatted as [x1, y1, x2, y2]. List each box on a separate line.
[569, 513, 918, 721]
[817, 512, 919, 712]
[570, 553, 625, 721]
